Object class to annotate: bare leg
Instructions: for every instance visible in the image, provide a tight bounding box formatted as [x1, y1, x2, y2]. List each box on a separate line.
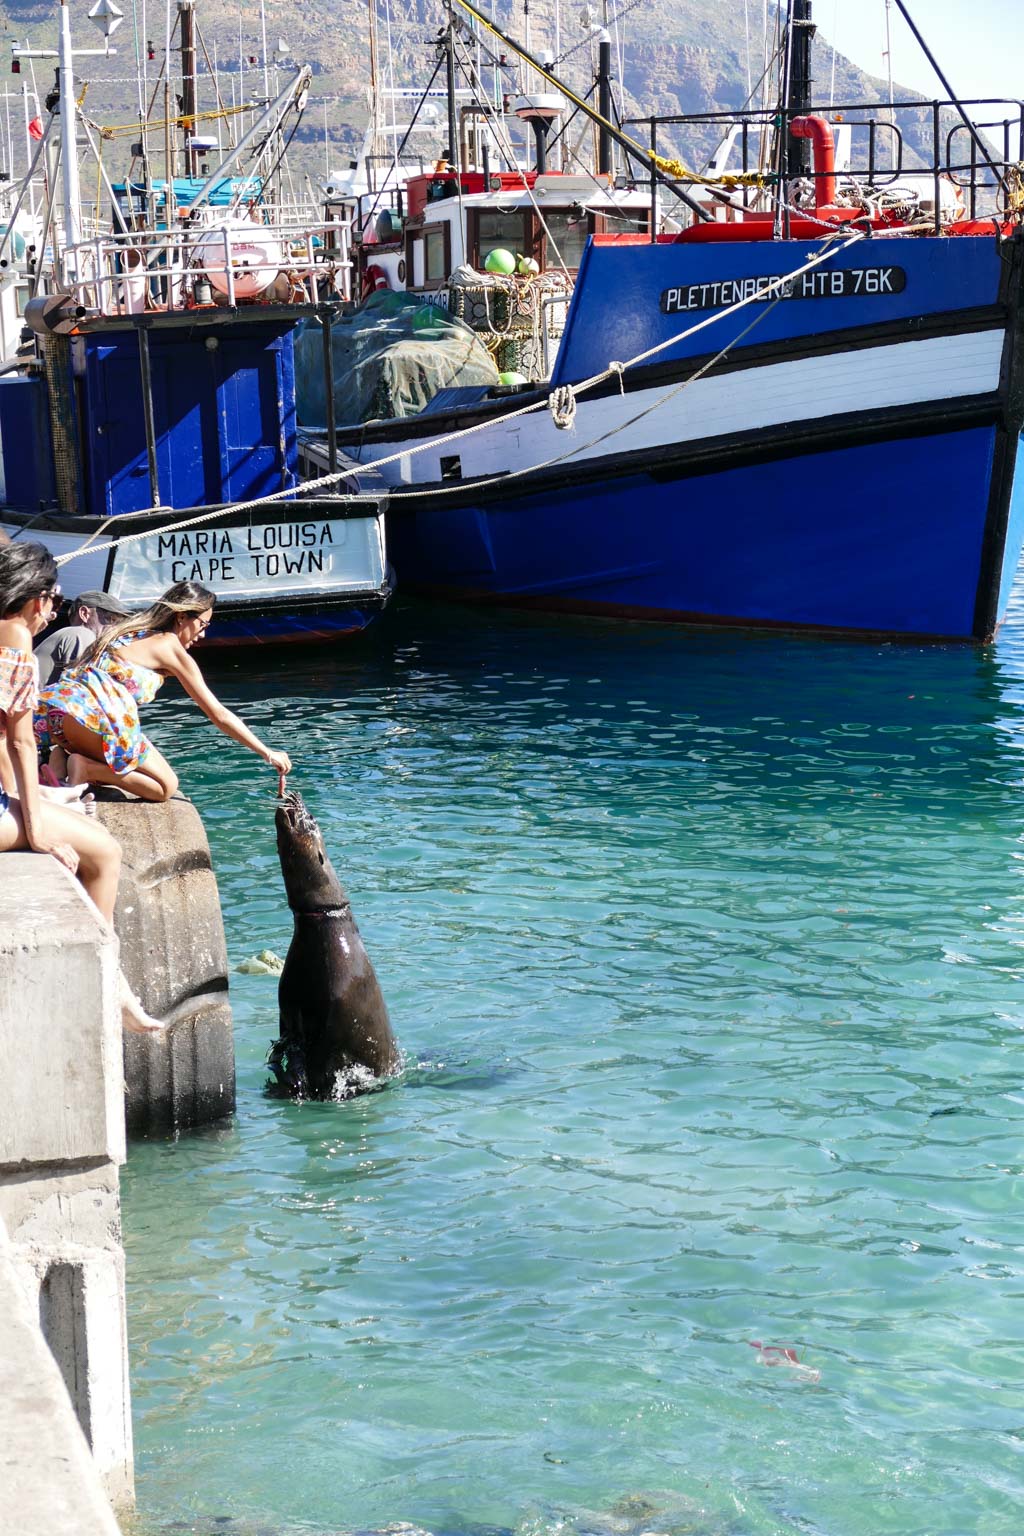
[2, 798, 161, 1032]
[59, 717, 179, 803]
[0, 795, 121, 925]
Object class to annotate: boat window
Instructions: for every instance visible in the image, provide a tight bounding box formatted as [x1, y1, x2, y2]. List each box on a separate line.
[475, 210, 530, 266]
[424, 226, 447, 282]
[541, 209, 591, 270]
[406, 223, 451, 290]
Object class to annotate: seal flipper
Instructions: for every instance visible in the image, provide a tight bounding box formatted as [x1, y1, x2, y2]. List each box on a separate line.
[266, 1035, 309, 1097]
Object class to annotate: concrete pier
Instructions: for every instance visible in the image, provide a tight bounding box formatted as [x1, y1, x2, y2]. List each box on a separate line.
[0, 855, 133, 1523]
[0, 1220, 122, 1536]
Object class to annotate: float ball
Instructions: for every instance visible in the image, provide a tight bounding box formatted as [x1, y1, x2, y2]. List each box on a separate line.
[484, 247, 516, 275]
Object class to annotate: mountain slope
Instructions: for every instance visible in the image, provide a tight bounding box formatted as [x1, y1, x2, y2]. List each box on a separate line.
[0, 1, 954, 187]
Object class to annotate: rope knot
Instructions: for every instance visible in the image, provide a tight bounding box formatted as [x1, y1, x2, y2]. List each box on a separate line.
[609, 361, 625, 395]
[548, 384, 577, 431]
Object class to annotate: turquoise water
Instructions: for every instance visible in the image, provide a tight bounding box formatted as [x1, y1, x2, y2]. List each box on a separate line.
[123, 593, 1024, 1536]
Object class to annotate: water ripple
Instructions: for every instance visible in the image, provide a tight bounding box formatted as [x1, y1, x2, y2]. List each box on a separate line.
[124, 586, 1024, 1536]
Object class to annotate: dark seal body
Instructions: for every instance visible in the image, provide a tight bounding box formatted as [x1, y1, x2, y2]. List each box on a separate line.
[269, 791, 399, 1098]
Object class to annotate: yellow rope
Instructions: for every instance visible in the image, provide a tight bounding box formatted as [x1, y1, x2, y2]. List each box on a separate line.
[98, 102, 251, 139]
[650, 152, 768, 187]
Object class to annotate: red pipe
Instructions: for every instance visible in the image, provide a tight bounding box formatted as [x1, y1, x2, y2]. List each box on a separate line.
[790, 115, 837, 212]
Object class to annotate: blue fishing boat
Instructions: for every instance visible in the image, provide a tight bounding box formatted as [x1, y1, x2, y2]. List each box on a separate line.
[0, 5, 390, 647]
[309, 0, 1024, 641]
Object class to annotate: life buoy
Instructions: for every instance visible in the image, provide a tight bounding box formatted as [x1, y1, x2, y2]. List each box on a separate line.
[361, 262, 390, 300]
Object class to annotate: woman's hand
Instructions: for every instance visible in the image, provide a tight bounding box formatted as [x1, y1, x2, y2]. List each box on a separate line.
[266, 749, 292, 776]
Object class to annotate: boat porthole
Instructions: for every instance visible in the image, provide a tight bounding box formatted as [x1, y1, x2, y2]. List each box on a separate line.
[398, 259, 406, 283]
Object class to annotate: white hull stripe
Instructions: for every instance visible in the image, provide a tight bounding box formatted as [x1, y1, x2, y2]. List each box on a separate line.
[357, 329, 1006, 486]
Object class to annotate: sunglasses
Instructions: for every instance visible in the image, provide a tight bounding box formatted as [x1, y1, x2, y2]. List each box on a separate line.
[42, 584, 62, 603]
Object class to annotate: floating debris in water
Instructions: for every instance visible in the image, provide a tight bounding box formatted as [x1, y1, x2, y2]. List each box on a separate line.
[748, 1340, 821, 1383]
[236, 949, 285, 976]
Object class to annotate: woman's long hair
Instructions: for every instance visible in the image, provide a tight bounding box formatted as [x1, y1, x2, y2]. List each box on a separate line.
[77, 581, 216, 667]
[0, 541, 58, 618]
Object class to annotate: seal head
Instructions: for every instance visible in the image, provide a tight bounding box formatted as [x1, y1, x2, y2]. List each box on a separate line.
[275, 791, 346, 913]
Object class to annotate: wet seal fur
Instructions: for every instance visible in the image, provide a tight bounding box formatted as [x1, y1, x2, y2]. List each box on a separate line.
[268, 791, 399, 1098]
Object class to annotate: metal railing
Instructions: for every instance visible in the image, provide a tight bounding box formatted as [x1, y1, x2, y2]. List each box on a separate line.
[625, 98, 1024, 236]
[56, 211, 356, 317]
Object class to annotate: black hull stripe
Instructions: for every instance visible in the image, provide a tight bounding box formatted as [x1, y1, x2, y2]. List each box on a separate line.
[385, 392, 1006, 512]
[0, 495, 380, 538]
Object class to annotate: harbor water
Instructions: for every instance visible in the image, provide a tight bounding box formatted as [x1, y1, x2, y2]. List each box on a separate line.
[123, 589, 1024, 1536]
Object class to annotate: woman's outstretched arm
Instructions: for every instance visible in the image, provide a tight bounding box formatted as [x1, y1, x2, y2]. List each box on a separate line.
[147, 634, 293, 775]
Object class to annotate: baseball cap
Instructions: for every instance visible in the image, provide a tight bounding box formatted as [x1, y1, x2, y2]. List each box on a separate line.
[74, 589, 132, 617]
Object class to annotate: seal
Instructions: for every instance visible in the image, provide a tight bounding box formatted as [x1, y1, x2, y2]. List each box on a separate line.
[267, 790, 399, 1098]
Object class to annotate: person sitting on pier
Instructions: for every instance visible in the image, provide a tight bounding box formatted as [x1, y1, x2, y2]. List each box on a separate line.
[0, 542, 161, 1034]
[34, 580, 292, 802]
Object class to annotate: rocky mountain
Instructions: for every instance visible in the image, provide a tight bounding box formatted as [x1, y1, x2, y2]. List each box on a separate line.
[0, 1, 965, 189]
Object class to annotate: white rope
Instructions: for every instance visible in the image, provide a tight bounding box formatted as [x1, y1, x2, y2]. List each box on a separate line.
[548, 385, 577, 430]
[55, 230, 866, 567]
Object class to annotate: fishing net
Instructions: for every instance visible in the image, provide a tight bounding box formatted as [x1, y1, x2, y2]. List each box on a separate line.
[294, 290, 499, 429]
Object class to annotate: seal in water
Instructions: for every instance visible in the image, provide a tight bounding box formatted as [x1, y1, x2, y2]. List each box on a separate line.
[268, 790, 399, 1098]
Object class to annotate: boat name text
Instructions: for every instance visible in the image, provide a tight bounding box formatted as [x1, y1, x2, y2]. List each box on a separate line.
[155, 521, 336, 583]
[660, 266, 907, 314]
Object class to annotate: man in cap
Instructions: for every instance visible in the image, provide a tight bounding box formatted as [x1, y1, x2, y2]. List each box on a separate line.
[34, 588, 133, 686]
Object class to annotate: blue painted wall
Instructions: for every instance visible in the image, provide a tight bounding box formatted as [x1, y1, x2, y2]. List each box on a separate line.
[82, 322, 298, 518]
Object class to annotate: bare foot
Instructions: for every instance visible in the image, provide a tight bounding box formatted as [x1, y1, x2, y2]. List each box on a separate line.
[119, 973, 165, 1035]
[39, 782, 90, 811]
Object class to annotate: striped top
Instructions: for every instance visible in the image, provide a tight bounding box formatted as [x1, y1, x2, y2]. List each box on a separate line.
[0, 644, 38, 720]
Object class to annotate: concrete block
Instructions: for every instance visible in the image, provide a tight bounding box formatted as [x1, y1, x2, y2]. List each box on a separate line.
[0, 856, 124, 1169]
[0, 1221, 122, 1536]
[95, 795, 236, 1135]
[0, 862, 133, 1514]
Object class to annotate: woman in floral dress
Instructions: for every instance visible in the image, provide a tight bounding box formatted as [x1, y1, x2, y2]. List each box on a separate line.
[36, 581, 292, 801]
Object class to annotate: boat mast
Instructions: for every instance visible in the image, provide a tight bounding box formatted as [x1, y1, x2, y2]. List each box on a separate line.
[786, 0, 814, 179]
[444, 11, 459, 170]
[57, 0, 83, 258]
[448, 0, 713, 219]
[180, 0, 197, 176]
[597, 29, 612, 176]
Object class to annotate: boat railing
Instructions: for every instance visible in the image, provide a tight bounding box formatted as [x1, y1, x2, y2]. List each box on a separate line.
[626, 98, 1024, 234]
[57, 214, 357, 318]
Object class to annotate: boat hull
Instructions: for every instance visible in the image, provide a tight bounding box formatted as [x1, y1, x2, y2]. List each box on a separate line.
[384, 422, 1024, 640]
[0, 497, 392, 648]
[335, 231, 1024, 641]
